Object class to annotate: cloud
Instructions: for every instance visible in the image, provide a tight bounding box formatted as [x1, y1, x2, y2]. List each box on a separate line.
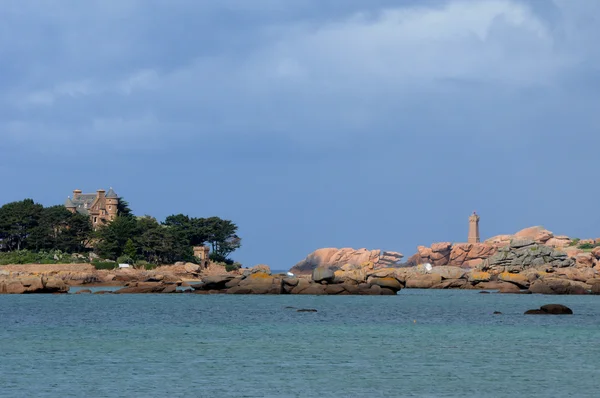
[0, 0, 597, 151]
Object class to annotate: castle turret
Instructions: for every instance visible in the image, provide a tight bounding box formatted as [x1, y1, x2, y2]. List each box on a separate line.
[468, 211, 480, 243]
[105, 187, 119, 220]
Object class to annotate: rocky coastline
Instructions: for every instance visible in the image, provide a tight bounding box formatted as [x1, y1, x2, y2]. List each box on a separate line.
[1, 226, 599, 296]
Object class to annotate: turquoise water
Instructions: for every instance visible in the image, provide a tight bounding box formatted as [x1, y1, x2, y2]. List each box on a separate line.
[1, 290, 599, 397]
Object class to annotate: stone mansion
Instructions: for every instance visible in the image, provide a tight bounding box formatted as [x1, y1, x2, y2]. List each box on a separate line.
[65, 188, 120, 229]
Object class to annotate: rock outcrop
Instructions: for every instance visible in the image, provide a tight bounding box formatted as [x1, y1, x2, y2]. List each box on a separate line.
[405, 226, 596, 269]
[480, 240, 575, 273]
[485, 226, 571, 248]
[408, 242, 496, 268]
[0, 275, 69, 294]
[289, 248, 403, 275]
[192, 264, 403, 295]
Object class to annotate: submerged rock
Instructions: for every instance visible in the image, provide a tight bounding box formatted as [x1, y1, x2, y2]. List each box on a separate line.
[525, 304, 573, 315]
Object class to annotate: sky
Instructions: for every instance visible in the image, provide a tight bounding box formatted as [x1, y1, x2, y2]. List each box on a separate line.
[1, 0, 599, 269]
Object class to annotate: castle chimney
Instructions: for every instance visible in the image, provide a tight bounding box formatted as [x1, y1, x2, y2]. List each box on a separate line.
[73, 189, 82, 199]
[97, 189, 106, 199]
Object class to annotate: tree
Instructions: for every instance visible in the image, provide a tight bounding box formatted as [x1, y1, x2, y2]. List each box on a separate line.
[123, 238, 138, 261]
[117, 197, 133, 217]
[94, 215, 139, 260]
[29, 206, 91, 252]
[138, 216, 194, 264]
[204, 217, 241, 260]
[163, 214, 209, 246]
[0, 199, 44, 251]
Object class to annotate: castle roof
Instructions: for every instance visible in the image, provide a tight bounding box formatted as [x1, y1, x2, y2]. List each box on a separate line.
[106, 187, 118, 199]
[65, 197, 76, 208]
[71, 194, 99, 216]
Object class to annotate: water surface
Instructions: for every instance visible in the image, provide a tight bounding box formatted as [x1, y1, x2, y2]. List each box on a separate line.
[1, 290, 598, 397]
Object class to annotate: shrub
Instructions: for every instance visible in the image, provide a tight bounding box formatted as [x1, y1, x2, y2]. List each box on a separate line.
[578, 243, 595, 250]
[144, 263, 158, 270]
[0, 250, 89, 265]
[117, 255, 134, 265]
[209, 253, 234, 265]
[225, 262, 242, 272]
[92, 261, 117, 270]
[135, 260, 149, 268]
[569, 238, 580, 247]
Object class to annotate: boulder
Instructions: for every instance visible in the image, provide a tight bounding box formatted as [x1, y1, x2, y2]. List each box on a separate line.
[290, 279, 312, 294]
[224, 276, 243, 288]
[514, 226, 554, 243]
[358, 284, 383, 295]
[200, 275, 235, 290]
[555, 267, 597, 282]
[368, 277, 402, 292]
[184, 263, 201, 273]
[42, 277, 68, 293]
[529, 279, 590, 295]
[485, 234, 513, 245]
[468, 271, 491, 283]
[575, 253, 595, 268]
[545, 236, 572, 248]
[475, 281, 510, 290]
[312, 267, 335, 283]
[0, 276, 68, 294]
[243, 264, 272, 276]
[114, 282, 175, 294]
[405, 274, 442, 289]
[525, 304, 573, 315]
[429, 266, 467, 280]
[282, 277, 299, 287]
[295, 283, 327, 295]
[235, 272, 283, 294]
[324, 284, 347, 295]
[498, 272, 530, 289]
[333, 268, 367, 284]
[496, 282, 521, 294]
[431, 279, 467, 289]
[227, 286, 253, 294]
[592, 247, 600, 260]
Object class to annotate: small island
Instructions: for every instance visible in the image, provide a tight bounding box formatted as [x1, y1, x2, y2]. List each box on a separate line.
[1, 189, 599, 295]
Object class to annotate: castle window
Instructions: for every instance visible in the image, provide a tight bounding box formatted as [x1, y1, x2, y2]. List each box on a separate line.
[93, 217, 97, 223]
[109, 206, 112, 210]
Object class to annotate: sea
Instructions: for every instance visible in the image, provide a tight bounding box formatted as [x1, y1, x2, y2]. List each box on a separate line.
[1, 289, 598, 398]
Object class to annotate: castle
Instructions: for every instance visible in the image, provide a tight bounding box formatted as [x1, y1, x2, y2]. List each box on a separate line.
[65, 188, 119, 229]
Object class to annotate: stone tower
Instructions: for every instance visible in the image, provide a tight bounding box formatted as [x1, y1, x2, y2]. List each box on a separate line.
[468, 211, 480, 243]
[105, 187, 119, 221]
[193, 246, 210, 268]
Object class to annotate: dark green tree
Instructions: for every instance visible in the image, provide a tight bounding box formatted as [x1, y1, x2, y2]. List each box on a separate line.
[94, 215, 139, 260]
[29, 206, 91, 252]
[138, 216, 194, 263]
[163, 214, 209, 246]
[204, 217, 241, 260]
[117, 197, 133, 217]
[0, 199, 44, 251]
[123, 238, 138, 260]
